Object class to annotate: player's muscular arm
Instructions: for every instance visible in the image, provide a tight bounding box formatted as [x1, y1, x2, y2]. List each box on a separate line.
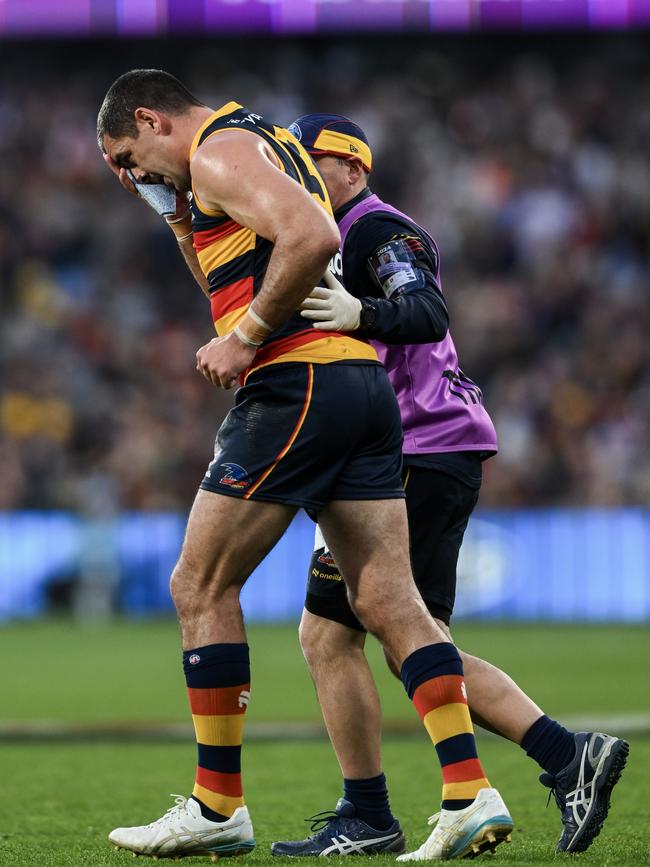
[191, 132, 340, 331]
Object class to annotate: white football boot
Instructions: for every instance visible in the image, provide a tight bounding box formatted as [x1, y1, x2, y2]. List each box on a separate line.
[397, 788, 513, 861]
[109, 795, 255, 859]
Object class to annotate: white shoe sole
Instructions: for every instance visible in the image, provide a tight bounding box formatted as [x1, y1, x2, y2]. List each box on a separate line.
[112, 838, 256, 860]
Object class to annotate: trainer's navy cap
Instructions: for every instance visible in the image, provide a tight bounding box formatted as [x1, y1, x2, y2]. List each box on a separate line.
[288, 113, 372, 172]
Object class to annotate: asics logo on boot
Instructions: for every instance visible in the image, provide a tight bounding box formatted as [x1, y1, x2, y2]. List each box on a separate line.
[322, 832, 400, 855]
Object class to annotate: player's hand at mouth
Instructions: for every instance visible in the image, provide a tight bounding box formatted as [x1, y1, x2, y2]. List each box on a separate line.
[103, 154, 188, 218]
[196, 332, 257, 389]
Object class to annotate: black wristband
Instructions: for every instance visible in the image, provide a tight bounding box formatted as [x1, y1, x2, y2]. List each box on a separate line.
[358, 299, 378, 332]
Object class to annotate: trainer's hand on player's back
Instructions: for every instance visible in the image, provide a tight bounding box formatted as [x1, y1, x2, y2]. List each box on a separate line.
[196, 332, 256, 389]
[301, 269, 362, 331]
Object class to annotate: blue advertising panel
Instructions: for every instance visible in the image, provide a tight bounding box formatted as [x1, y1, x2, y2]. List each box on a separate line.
[0, 509, 648, 622]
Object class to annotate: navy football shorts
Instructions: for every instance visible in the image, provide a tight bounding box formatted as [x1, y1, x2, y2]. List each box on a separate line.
[200, 361, 404, 512]
[305, 466, 480, 627]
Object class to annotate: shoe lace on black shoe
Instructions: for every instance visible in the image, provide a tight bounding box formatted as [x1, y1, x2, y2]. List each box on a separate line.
[539, 773, 564, 811]
[305, 801, 355, 838]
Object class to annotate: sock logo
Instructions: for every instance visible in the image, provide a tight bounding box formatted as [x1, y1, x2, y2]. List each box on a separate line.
[461, 681, 467, 700]
[238, 690, 251, 708]
[189, 654, 201, 665]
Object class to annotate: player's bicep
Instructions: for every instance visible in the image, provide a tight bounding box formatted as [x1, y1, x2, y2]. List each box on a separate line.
[366, 235, 437, 299]
[191, 134, 338, 246]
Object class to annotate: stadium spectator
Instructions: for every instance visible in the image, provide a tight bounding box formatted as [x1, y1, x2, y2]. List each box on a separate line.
[1, 37, 648, 511]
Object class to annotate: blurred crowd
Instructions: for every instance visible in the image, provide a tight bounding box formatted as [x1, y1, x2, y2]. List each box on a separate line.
[1, 35, 649, 511]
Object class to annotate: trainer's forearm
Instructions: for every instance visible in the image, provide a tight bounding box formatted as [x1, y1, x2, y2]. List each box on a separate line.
[252, 235, 339, 331]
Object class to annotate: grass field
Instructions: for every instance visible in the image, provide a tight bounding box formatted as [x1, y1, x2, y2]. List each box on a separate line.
[0, 620, 648, 866]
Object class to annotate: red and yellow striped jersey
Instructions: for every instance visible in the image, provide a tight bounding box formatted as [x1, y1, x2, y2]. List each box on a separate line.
[189, 103, 377, 377]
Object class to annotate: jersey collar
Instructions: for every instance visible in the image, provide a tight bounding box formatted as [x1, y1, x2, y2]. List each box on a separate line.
[189, 101, 243, 159]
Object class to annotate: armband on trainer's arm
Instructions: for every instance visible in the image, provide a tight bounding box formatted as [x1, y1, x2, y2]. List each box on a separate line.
[353, 234, 448, 343]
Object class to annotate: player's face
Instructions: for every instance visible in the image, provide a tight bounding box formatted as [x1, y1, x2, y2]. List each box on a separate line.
[103, 130, 190, 193]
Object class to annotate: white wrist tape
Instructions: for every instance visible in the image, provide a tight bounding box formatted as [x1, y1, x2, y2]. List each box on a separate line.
[233, 326, 263, 348]
[167, 207, 192, 225]
[247, 305, 273, 333]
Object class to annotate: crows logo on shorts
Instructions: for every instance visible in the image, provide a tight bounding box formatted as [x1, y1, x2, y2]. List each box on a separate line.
[317, 549, 337, 566]
[217, 463, 251, 490]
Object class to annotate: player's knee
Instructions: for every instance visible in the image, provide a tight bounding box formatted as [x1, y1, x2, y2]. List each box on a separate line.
[169, 559, 196, 617]
[169, 554, 227, 619]
[299, 621, 329, 669]
[299, 614, 359, 669]
[349, 591, 391, 639]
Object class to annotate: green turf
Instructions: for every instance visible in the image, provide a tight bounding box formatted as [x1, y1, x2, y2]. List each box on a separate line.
[0, 737, 646, 866]
[1, 620, 648, 723]
[1, 621, 648, 864]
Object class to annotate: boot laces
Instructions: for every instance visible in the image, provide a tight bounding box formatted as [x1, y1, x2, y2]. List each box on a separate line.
[146, 794, 190, 829]
[306, 810, 344, 835]
[540, 773, 564, 811]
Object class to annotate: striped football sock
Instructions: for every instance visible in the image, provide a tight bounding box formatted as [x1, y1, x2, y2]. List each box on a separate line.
[183, 643, 250, 822]
[401, 642, 490, 810]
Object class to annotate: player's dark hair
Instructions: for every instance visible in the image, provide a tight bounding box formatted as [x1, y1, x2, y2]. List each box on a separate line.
[97, 68, 203, 149]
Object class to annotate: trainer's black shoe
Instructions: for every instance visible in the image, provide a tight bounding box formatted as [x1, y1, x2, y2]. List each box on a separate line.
[540, 731, 629, 853]
[271, 798, 405, 857]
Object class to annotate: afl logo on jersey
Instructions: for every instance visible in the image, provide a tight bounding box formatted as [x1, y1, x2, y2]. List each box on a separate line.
[288, 122, 302, 141]
[218, 462, 251, 490]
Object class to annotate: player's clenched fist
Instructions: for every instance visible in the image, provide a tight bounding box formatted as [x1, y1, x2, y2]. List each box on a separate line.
[196, 332, 257, 389]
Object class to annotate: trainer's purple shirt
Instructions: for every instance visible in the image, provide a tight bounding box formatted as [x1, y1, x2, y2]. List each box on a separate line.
[338, 193, 498, 455]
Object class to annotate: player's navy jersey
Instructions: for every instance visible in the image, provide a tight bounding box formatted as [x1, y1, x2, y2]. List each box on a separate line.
[189, 103, 377, 377]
